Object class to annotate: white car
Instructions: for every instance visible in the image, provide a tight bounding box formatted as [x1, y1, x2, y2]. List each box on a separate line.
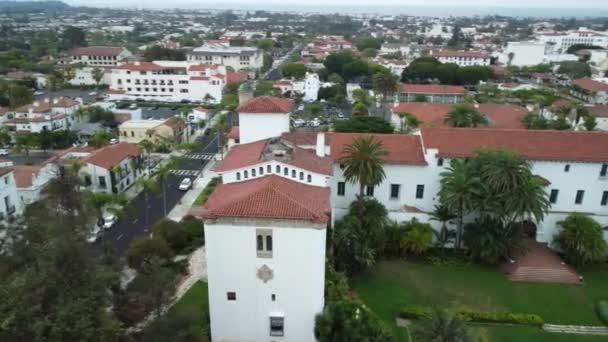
[33, 91, 44, 96]
[102, 214, 117, 229]
[86, 225, 102, 243]
[179, 178, 193, 191]
[0, 149, 8, 156]
[88, 91, 98, 96]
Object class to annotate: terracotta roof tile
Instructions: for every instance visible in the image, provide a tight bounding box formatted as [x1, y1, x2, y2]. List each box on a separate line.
[572, 78, 608, 93]
[392, 102, 452, 127]
[477, 103, 528, 129]
[237, 96, 294, 113]
[13, 165, 42, 188]
[196, 175, 330, 223]
[216, 140, 267, 172]
[588, 105, 608, 118]
[190, 76, 210, 81]
[84, 142, 142, 169]
[71, 46, 124, 56]
[397, 84, 465, 94]
[421, 127, 608, 162]
[329, 133, 427, 165]
[226, 72, 248, 85]
[188, 64, 218, 71]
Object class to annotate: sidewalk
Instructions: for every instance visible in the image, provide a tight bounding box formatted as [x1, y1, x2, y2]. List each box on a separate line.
[166, 158, 217, 222]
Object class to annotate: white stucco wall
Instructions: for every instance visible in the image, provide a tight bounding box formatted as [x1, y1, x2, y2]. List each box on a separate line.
[205, 218, 326, 342]
[239, 112, 290, 144]
[221, 160, 330, 187]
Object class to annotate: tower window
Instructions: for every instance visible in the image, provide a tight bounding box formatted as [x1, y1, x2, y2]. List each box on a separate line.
[227, 292, 236, 301]
[270, 316, 284, 337]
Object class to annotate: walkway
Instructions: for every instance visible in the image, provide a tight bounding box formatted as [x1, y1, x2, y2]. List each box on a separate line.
[501, 239, 581, 284]
[167, 158, 217, 222]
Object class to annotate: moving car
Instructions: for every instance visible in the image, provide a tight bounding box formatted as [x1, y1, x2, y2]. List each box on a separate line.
[102, 214, 117, 229]
[0, 149, 8, 156]
[179, 178, 193, 191]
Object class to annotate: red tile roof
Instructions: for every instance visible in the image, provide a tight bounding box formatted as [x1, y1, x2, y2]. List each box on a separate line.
[281, 131, 331, 146]
[392, 102, 452, 127]
[115, 62, 181, 72]
[71, 46, 124, 56]
[190, 76, 210, 81]
[477, 103, 528, 129]
[84, 142, 142, 169]
[226, 72, 248, 85]
[421, 127, 608, 162]
[52, 97, 79, 108]
[227, 126, 240, 139]
[572, 78, 608, 93]
[397, 84, 465, 94]
[432, 50, 489, 58]
[330, 133, 427, 165]
[289, 148, 333, 175]
[107, 88, 126, 94]
[588, 105, 608, 118]
[13, 165, 42, 188]
[197, 175, 330, 223]
[188, 64, 218, 71]
[216, 140, 267, 172]
[237, 96, 294, 113]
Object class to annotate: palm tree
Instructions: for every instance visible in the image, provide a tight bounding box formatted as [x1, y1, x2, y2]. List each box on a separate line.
[373, 72, 398, 119]
[430, 204, 457, 253]
[62, 65, 76, 85]
[340, 136, 388, 221]
[136, 177, 160, 230]
[439, 159, 480, 249]
[13, 133, 38, 164]
[444, 104, 488, 128]
[414, 309, 472, 342]
[138, 139, 156, 176]
[156, 156, 181, 216]
[85, 191, 128, 229]
[91, 67, 104, 89]
[398, 112, 420, 133]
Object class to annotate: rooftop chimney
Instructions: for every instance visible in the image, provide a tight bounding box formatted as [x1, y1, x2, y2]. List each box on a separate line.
[316, 132, 325, 157]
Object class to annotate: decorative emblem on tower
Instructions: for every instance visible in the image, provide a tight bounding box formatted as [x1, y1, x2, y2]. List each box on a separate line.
[257, 264, 274, 283]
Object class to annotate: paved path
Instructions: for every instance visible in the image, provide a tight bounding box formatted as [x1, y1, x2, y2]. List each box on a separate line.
[167, 159, 217, 222]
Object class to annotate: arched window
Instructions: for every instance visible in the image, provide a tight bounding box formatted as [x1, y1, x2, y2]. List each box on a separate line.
[307, 174, 312, 183]
[259, 166, 264, 175]
[266, 236, 273, 251]
[291, 170, 296, 178]
[267, 165, 272, 173]
[256, 235, 263, 251]
[252, 168, 256, 177]
[276, 165, 281, 173]
[244, 170, 248, 178]
[236, 172, 241, 180]
[283, 167, 288, 176]
[299, 172, 304, 180]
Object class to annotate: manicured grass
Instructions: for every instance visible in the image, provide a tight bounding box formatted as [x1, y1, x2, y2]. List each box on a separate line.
[169, 281, 209, 327]
[475, 325, 608, 342]
[351, 259, 608, 341]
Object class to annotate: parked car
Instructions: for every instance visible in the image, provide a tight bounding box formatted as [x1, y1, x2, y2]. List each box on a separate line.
[88, 91, 98, 96]
[0, 149, 8, 156]
[179, 178, 193, 191]
[33, 91, 45, 96]
[102, 214, 117, 229]
[86, 225, 102, 243]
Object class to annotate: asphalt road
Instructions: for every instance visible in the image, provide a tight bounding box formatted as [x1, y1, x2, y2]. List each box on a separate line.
[97, 133, 220, 258]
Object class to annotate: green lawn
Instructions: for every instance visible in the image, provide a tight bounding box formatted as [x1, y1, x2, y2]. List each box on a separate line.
[351, 259, 608, 341]
[169, 281, 209, 327]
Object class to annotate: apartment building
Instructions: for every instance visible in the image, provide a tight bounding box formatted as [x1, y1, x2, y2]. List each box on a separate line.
[187, 41, 263, 73]
[570, 78, 608, 105]
[108, 61, 226, 103]
[395, 84, 466, 103]
[430, 50, 491, 66]
[4, 98, 80, 133]
[539, 28, 608, 53]
[69, 46, 133, 67]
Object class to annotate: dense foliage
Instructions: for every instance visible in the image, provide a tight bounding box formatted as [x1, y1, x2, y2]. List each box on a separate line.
[401, 57, 493, 85]
[557, 213, 607, 267]
[333, 116, 394, 133]
[314, 300, 393, 342]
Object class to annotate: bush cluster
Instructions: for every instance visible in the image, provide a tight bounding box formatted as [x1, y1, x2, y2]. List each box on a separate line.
[399, 306, 544, 326]
[596, 300, 608, 326]
[195, 177, 222, 205]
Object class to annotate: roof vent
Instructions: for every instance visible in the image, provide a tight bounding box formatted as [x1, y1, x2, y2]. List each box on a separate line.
[273, 150, 286, 156]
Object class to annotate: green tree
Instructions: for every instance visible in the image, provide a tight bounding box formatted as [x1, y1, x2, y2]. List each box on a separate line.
[220, 94, 239, 111]
[254, 80, 277, 96]
[141, 307, 207, 342]
[352, 102, 369, 116]
[88, 130, 113, 148]
[126, 237, 173, 273]
[430, 204, 457, 253]
[0, 127, 11, 147]
[256, 38, 274, 51]
[281, 63, 307, 79]
[398, 112, 420, 133]
[340, 136, 387, 221]
[85, 191, 127, 229]
[463, 217, 526, 264]
[583, 114, 597, 131]
[444, 104, 488, 128]
[314, 300, 393, 342]
[13, 133, 38, 164]
[143, 45, 186, 61]
[439, 159, 480, 249]
[557, 213, 607, 267]
[7, 84, 33, 109]
[91, 67, 104, 89]
[558, 61, 591, 79]
[333, 116, 394, 133]
[400, 218, 434, 255]
[61, 26, 87, 49]
[152, 219, 190, 253]
[414, 309, 473, 342]
[138, 139, 156, 174]
[156, 156, 181, 216]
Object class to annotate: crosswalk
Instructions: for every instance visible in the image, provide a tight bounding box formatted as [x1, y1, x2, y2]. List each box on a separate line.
[184, 153, 215, 160]
[170, 169, 201, 177]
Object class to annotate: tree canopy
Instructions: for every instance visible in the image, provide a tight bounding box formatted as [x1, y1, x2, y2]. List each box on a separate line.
[333, 116, 394, 133]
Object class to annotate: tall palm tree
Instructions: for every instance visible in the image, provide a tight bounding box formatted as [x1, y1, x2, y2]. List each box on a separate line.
[444, 104, 488, 128]
[439, 159, 480, 249]
[414, 309, 473, 342]
[156, 156, 181, 216]
[340, 136, 388, 221]
[136, 177, 160, 231]
[138, 139, 156, 176]
[91, 67, 104, 90]
[430, 204, 457, 253]
[85, 191, 127, 229]
[373, 72, 398, 119]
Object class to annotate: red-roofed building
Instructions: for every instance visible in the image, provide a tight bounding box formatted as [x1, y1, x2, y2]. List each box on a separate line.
[237, 97, 294, 144]
[571, 78, 608, 104]
[396, 84, 466, 103]
[13, 163, 56, 206]
[70, 46, 133, 67]
[226, 72, 248, 85]
[430, 49, 490, 66]
[0, 160, 22, 222]
[227, 126, 240, 147]
[391, 102, 453, 129]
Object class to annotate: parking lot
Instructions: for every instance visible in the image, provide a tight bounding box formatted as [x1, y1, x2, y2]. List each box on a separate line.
[291, 101, 352, 128]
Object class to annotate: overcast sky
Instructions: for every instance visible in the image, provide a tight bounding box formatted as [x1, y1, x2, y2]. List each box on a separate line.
[63, 0, 608, 8]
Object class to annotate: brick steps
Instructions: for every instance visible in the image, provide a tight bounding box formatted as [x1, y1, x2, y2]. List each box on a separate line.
[508, 266, 581, 284]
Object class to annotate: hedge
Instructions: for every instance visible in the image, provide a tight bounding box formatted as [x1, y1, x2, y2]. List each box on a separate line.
[596, 300, 608, 326]
[399, 306, 544, 326]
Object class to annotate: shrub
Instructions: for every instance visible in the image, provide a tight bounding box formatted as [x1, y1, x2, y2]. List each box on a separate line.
[315, 300, 393, 342]
[399, 306, 544, 326]
[557, 213, 607, 267]
[152, 219, 190, 253]
[400, 218, 434, 256]
[181, 215, 205, 246]
[195, 177, 222, 205]
[463, 217, 525, 265]
[596, 300, 608, 326]
[126, 237, 173, 273]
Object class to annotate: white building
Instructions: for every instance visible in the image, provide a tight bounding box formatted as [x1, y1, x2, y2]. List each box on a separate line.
[4, 98, 80, 134]
[13, 163, 57, 207]
[329, 129, 608, 246]
[588, 105, 608, 131]
[69, 46, 133, 67]
[236, 96, 294, 144]
[187, 41, 263, 73]
[0, 160, 23, 223]
[380, 43, 409, 56]
[430, 50, 491, 67]
[571, 78, 608, 104]
[188, 107, 210, 124]
[69, 67, 112, 86]
[502, 41, 546, 67]
[539, 28, 608, 53]
[107, 61, 226, 104]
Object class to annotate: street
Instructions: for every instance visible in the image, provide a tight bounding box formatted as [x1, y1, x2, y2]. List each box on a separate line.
[97, 133, 220, 258]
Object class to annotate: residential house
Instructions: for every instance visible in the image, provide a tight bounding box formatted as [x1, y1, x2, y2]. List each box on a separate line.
[4, 98, 79, 134]
[13, 163, 56, 207]
[570, 78, 608, 104]
[0, 160, 22, 223]
[118, 117, 186, 145]
[69, 46, 133, 67]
